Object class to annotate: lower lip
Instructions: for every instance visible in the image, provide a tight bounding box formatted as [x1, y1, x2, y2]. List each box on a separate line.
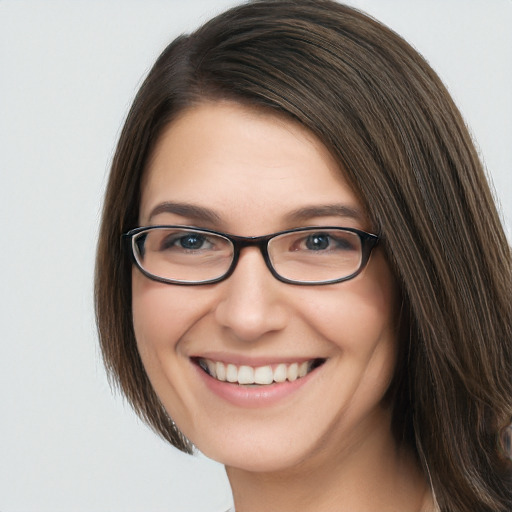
[194, 363, 319, 408]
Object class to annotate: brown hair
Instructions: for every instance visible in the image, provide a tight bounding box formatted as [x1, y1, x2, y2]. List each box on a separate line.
[95, 1, 512, 510]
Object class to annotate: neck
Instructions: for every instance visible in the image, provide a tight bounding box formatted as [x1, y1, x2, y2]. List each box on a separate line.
[226, 419, 432, 512]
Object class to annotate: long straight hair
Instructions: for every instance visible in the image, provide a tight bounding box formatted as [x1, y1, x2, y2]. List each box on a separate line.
[95, 2, 512, 510]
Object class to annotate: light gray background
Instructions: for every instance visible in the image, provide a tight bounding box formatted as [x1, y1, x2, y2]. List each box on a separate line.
[1, 1, 510, 511]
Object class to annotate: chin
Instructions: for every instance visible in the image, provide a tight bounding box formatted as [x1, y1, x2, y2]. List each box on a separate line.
[186, 415, 334, 475]
[207, 443, 311, 474]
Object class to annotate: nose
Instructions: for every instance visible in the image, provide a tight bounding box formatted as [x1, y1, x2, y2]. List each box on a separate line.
[214, 247, 289, 343]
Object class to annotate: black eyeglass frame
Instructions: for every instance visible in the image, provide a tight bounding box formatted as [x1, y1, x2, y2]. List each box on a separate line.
[122, 225, 380, 286]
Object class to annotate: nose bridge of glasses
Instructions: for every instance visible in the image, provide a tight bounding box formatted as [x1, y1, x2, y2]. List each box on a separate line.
[229, 233, 274, 273]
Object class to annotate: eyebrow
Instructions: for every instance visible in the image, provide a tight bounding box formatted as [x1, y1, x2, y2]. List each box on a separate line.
[283, 204, 365, 223]
[147, 202, 222, 224]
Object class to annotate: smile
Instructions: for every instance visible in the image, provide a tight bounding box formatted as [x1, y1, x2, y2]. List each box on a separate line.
[195, 358, 325, 386]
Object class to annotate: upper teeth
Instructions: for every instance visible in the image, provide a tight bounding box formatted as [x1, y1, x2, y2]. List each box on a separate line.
[199, 359, 313, 385]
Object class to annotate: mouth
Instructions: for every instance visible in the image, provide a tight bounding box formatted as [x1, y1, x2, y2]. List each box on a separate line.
[194, 357, 326, 386]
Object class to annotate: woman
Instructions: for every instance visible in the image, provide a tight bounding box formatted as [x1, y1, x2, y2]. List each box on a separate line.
[95, 1, 512, 510]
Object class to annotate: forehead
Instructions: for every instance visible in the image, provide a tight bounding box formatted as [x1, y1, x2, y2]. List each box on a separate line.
[140, 101, 367, 232]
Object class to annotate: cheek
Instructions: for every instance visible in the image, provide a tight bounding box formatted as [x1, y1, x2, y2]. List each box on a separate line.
[299, 252, 400, 413]
[131, 271, 206, 429]
[131, 271, 200, 360]
[306, 273, 398, 354]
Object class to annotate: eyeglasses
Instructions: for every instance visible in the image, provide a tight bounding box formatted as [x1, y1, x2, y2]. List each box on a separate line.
[123, 225, 380, 286]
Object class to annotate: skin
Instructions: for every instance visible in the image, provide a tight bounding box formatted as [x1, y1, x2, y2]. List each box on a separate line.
[132, 101, 432, 511]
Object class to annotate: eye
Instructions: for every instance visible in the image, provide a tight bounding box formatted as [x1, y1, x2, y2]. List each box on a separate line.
[304, 232, 355, 251]
[305, 233, 331, 251]
[161, 232, 214, 251]
[284, 230, 360, 255]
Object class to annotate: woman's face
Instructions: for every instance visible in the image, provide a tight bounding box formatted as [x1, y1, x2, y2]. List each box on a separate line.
[133, 101, 399, 473]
